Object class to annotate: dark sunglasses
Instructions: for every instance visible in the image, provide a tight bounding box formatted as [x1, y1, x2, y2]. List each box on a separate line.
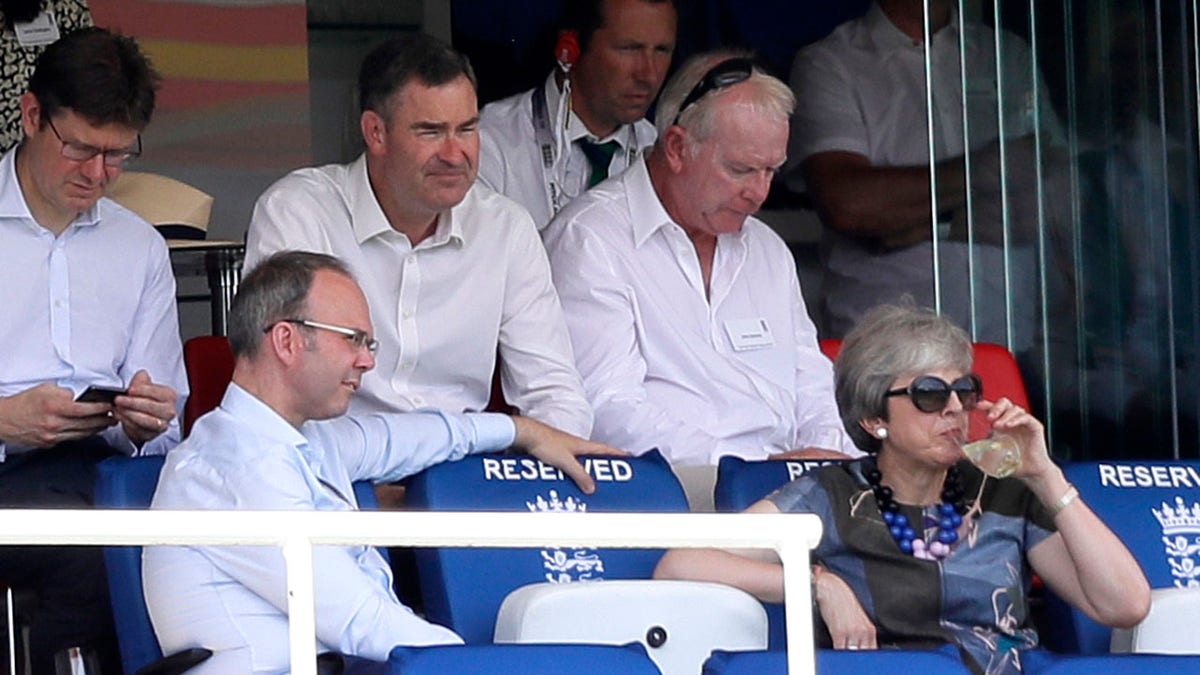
[672, 57, 754, 125]
[884, 374, 982, 413]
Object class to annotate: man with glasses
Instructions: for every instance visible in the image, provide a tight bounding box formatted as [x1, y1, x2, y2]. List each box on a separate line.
[0, 27, 184, 673]
[477, 0, 677, 230]
[146, 251, 618, 673]
[245, 33, 592, 439]
[543, 52, 861, 509]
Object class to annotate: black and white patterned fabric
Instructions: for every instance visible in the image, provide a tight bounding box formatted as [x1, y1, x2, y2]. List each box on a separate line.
[1, 0, 92, 152]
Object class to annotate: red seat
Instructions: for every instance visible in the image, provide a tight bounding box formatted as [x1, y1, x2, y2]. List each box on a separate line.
[182, 335, 235, 437]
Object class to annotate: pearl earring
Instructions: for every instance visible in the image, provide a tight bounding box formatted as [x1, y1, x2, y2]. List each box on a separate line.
[876, 428, 889, 439]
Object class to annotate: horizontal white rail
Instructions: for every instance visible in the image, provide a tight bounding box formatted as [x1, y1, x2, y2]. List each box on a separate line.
[0, 509, 822, 675]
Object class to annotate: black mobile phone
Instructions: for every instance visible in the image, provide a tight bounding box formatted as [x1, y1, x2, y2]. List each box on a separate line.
[76, 386, 127, 404]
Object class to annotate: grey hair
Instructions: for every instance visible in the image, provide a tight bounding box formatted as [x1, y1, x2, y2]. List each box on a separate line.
[834, 303, 974, 453]
[228, 251, 354, 359]
[654, 50, 796, 146]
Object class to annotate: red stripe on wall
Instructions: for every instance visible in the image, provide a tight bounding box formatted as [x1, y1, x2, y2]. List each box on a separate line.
[90, 0, 306, 46]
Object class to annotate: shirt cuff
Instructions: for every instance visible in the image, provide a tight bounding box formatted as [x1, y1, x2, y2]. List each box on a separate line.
[468, 413, 517, 452]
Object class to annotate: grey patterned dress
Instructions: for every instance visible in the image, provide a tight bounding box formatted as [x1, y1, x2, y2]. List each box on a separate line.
[1, 0, 92, 152]
[768, 458, 1057, 675]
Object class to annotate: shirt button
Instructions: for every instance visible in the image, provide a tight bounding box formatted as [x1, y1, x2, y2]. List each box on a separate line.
[412, 396, 425, 406]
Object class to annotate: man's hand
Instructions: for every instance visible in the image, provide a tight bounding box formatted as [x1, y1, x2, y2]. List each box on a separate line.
[113, 370, 179, 446]
[0, 383, 116, 448]
[511, 417, 628, 494]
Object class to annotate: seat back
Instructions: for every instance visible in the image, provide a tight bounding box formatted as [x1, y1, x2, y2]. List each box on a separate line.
[1020, 648, 1200, 673]
[702, 645, 971, 674]
[388, 642, 659, 674]
[95, 456, 170, 675]
[95, 456, 383, 674]
[406, 449, 689, 643]
[1042, 461, 1200, 654]
[182, 336, 235, 436]
[495, 579, 767, 675]
[713, 456, 844, 649]
[970, 342, 1030, 440]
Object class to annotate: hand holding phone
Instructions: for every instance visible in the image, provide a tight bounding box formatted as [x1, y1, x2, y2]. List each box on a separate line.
[75, 386, 127, 404]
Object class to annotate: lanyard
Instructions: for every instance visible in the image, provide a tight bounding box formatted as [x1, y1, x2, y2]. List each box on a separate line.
[531, 85, 640, 217]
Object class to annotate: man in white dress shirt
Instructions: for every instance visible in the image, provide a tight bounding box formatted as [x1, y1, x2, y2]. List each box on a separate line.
[477, 0, 676, 229]
[790, 0, 1055, 345]
[0, 28, 185, 673]
[245, 33, 592, 438]
[544, 52, 860, 508]
[146, 251, 618, 674]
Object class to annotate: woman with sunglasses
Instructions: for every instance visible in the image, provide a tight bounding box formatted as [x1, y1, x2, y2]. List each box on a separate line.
[655, 304, 1148, 673]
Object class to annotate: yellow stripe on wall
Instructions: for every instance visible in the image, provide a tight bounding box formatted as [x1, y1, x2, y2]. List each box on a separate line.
[140, 39, 309, 83]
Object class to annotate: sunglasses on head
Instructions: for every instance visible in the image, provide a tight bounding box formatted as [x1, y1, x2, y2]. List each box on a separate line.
[672, 57, 755, 125]
[884, 374, 982, 413]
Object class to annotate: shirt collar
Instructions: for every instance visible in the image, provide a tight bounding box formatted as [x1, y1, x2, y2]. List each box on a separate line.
[222, 382, 310, 445]
[0, 146, 101, 230]
[625, 156, 680, 248]
[349, 153, 466, 248]
[863, 1, 960, 55]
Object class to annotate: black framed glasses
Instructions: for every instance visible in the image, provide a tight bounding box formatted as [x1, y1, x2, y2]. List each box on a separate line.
[885, 374, 982, 413]
[46, 117, 142, 167]
[266, 318, 379, 354]
[672, 57, 754, 125]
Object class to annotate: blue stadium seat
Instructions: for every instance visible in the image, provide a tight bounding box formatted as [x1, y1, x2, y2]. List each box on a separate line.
[1041, 460, 1200, 654]
[95, 455, 386, 674]
[1021, 648, 1200, 674]
[95, 456, 211, 675]
[712, 456, 842, 649]
[713, 456, 841, 512]
[702, 645, 970, 674]
[406, 449, 689, 644]
[388, 642, 659, 674]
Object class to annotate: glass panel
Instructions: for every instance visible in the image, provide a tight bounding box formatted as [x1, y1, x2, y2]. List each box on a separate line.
[936, 0, 1200, 459]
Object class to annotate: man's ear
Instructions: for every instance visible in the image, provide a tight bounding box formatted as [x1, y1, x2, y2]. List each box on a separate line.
[361, 109, 387, 156]
[266, 322, 306, 366]
[19, 93, 42, 138]
[661, 125, 689, 173]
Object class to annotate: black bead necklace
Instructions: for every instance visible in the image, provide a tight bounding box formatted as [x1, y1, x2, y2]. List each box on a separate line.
[865, 463, 968, 560]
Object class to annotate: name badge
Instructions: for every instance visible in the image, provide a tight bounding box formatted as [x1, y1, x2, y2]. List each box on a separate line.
[724, 318, 775, 351]
[15, 12, 60, 47]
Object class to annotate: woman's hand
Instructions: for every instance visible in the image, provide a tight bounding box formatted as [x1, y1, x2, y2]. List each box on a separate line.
[975, 398, 1055, 482]
[814, 567, 877, 650]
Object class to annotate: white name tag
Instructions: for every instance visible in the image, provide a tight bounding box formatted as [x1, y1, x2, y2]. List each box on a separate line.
[724, 318, 775, 351]
[15, 12, 60, 47]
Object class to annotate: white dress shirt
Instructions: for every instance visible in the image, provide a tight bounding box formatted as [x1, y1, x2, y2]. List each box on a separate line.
[544, 158, 860, 465]
[145, 383, 517, 673]
[244, 155, 592, 438]
[0, 148, 186, 459]
[789, 2, 1047, 346]
[478, 73, 657, 229]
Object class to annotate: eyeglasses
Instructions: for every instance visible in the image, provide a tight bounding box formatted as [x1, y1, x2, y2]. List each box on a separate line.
[45, 117, 142, 167]
[672, 57, 754, 126]
[267, 318, 379, 354]
[884, 374, 982, 413]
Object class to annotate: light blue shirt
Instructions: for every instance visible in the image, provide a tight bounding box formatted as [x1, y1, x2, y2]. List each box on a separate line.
[0, 147, 186, 459]
[144, 383, 516, 674]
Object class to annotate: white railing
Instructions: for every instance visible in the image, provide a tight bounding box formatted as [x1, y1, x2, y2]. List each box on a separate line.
[0, 510, 822, 674]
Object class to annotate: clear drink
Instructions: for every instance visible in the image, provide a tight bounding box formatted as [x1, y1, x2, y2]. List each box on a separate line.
[962, 434, 1021, 478]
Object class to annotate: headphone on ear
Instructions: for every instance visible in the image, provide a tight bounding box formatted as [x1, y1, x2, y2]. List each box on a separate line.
[555, 31, 581, 72]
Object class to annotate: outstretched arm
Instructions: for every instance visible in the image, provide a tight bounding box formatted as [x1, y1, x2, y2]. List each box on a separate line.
[983, 398, 1151, 628]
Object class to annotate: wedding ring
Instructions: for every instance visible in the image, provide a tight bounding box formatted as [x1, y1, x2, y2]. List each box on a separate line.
[847, 645, 859, 651]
